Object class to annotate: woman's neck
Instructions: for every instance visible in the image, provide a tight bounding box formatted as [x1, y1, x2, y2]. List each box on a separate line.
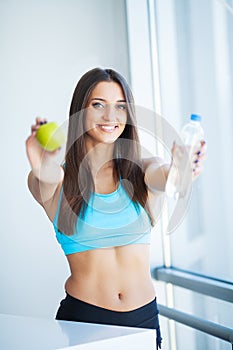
[85, 140, 115, 176]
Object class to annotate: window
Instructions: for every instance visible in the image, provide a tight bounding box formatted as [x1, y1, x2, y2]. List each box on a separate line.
[126, 0, 233, 349]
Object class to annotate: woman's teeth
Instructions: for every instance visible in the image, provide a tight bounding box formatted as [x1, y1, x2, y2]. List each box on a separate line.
[97, 125, 117, 132]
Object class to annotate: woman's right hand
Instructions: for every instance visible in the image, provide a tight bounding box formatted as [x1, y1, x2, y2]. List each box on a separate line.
[26, 117, 48, 172]
[26, 117, 63, 183]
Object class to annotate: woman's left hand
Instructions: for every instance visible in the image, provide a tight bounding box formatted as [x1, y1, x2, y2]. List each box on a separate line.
[191, 140, 207, 179]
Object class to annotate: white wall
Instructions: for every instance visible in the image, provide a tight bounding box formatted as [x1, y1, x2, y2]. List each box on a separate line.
[0, 0, 129, 318]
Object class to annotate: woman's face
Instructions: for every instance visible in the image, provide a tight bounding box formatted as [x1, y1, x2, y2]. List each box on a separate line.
[84, 81, 127, 145]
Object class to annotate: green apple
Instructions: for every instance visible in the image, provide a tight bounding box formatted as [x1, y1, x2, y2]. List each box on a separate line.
[36, 122, 66, 151]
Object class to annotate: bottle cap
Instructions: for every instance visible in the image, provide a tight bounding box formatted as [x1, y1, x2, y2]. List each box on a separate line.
[190, 114, 202, 122]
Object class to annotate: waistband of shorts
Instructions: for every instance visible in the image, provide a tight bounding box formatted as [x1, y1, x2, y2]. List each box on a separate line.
[65, 292, 159, 316]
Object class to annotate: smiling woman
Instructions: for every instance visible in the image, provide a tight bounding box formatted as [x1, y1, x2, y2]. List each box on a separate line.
[25, 67, 206, 350]
[84, 81, 127, 145]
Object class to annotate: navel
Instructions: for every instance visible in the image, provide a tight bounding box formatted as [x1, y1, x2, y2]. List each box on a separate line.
[118, 293, 123, 300]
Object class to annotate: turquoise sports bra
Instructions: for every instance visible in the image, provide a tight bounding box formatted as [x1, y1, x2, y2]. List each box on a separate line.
[53, 180, 152, 255]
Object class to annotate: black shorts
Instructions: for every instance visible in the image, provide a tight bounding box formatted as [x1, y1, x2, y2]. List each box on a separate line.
[56, 293, 162, 349]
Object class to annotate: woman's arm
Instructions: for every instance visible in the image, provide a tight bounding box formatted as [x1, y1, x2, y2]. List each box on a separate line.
[143, 157, 170, 193]
[26, 118, 64, 207]
[143, 141, 207, 194]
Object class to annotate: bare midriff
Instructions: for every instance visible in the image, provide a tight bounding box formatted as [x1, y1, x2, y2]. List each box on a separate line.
[65, 244, 156, 311]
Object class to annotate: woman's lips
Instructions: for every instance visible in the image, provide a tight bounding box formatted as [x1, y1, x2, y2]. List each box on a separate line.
[96, 124, 118, 133]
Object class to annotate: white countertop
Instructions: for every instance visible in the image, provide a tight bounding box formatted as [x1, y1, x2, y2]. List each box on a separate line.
[0, 313, 156, 349]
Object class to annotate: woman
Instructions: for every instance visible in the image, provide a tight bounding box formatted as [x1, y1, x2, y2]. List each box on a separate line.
[26, 68, 206, 349]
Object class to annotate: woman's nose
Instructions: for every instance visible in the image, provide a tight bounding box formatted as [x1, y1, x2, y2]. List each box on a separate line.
[102, 104, 115, 121]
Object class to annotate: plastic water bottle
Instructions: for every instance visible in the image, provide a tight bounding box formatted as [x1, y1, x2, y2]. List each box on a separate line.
[181, 114, 204, 148]
[166, 114, 204, 199]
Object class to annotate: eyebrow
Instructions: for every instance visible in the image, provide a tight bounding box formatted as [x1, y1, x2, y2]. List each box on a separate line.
[91, 98, 126, 103]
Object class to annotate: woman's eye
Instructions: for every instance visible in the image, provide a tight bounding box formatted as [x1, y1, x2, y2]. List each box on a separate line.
[116, 104, 127, 111]
[92, 102, 104, 109]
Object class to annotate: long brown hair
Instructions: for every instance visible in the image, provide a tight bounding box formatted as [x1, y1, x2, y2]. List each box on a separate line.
[58, 68, 154, 235]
